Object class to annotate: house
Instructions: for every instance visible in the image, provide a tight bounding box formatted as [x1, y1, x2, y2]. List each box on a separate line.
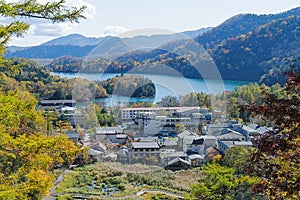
[117, 146, 129, 162]
[205, 147, 222, 162]
[203, 123, 229, 135]
[200, 135, 218, 149]
[66, 130, 80, 143]
[94, 127, 124, 143]
[88, 142, 107, 162]
[185, 135, 217, 155]
[90, 142, 107, 153]
[165, 157, 192, 171]
[129, 142, 161, 161]
[115, 134, 129, 144]
[188, 154, 205, 167]
[161, 151, 188, 166]
[177, 130, 200, 151]
[231, 124, 258, 141]
[216, 129, 247, 141]
[160, 139, 177, 149]
[186, 138, 204, 155]
[88, 149, 104, 162]
[217, 140, 253, 155]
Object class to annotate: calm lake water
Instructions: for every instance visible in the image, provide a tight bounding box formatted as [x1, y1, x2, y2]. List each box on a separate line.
[52, 72, 250, 106]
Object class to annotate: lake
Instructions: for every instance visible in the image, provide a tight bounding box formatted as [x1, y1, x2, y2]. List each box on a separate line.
[51, 72, 250, 106]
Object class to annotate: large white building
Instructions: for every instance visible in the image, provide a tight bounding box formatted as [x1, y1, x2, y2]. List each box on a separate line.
[121, 106, 200, 120]
[135, 113, 198, 136]
[121, 106, 204, 136]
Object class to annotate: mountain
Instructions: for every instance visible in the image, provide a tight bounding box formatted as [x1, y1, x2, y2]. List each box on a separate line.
[196, 7, 300, 48]
[211, 15, 300, 83]
[7, 45, 96, 59]
[106, 7, 300, 83]
[5, 28, 211, 59]
[181, 27, 213, 38]
[6, 7, 300, 84]
[40, 33, 104, 46]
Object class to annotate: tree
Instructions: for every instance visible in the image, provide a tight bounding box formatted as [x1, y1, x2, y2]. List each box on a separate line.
[187, 163, 259, 200]
[246, 65, 300, 199]
[158, 95, 180, 107]
[0, 0, 86, 73]
[0, 1, 86, 198]
[222, 146, 254, 175]
[0, 90, 84, 199]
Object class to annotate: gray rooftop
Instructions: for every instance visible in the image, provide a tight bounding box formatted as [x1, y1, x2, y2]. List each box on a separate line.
[41, 99, 76, 104]
[220, 140, 253, 148]
[167, 157, 191, 166]
[131, 142, 160, 149]
[96, 127, 123, 135]
[188, 154, 205, 160]
[178, 130, 198, 139]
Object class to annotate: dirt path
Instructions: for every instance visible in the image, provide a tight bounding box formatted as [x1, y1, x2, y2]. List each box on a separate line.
[43, 169, 72, 200]
[51, 188, 184, 200]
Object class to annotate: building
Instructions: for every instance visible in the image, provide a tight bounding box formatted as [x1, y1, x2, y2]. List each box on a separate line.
[217, 140, 253, 155]
[216, 129, 247, 141]
[88, 142, 107, 162]
[165, 157, 192, 171]
[66, 130, 80, 143]
[121, 106, 200, 121]
[40, 99, 76, 109]
[188, 154, 205, 167]
[231, 124, 258, 141]
[117, 146, 129, 162]
[130, 142, 161, 161]
[203, 123, 230, 135]
[135, 113, 197, 136]
[186, 138, 205, 155]
[94, 127, 124, 143]
[161, 151, 188, 166]
[177, 130, 200, 152]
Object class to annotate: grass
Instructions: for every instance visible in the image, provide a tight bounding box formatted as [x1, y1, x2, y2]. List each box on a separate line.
[55, 162, 203, 198]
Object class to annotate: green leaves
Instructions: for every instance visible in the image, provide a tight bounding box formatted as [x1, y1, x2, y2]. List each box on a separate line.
[0, 0, 86, 23]
[188, 163, 259, 200]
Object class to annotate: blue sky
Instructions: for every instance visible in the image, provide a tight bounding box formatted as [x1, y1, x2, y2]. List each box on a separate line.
[9, 0, 300, 46]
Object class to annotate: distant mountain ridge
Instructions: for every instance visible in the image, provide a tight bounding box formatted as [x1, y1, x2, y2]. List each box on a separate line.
[5, 7, 300, 84]
[40, 34, 110, 46]
[6, 28, 211, 59]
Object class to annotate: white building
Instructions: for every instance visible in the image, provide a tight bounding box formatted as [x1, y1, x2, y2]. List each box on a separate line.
[121, 106, 200, 120]
[136, 113, 198, 136]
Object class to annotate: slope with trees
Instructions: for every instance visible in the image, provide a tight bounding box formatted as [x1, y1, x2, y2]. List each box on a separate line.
[0, 0, 88, 198]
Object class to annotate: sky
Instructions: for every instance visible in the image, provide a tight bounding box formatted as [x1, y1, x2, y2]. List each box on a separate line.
[8, 0, 300, 46]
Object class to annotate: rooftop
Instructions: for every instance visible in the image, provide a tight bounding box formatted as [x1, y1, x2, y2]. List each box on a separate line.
[41, 99, 76, 104]
[131, 142, 160, 149]
[178, 130, 198, 139]
[188, 154, 205, 160]
[219, 140, 253, 148]
[95, 127, 123, 135]
[167, 157, 191, 166]
[122, 106, 199, 111]
[241, 125, 258, 133]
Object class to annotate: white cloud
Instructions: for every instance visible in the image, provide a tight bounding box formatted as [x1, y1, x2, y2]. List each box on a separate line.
[32, 23, 77, 36]
[103, 26, 130, 36]
[5, 0, 96, 37]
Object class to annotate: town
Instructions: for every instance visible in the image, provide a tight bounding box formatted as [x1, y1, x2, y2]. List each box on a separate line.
[40, 99, 273, 171]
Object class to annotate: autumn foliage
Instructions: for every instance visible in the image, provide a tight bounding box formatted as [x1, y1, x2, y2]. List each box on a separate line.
[247, 67, 300, 199]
